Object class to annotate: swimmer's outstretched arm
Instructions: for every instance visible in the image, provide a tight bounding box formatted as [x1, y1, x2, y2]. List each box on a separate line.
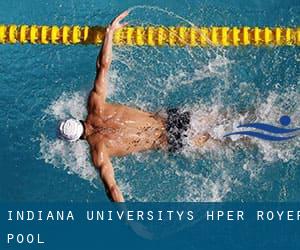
[93, 11, 129, 101]
[92, 143, 125, 202]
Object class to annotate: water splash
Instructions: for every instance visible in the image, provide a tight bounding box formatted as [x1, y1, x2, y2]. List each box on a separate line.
[39, 134, 97, 184]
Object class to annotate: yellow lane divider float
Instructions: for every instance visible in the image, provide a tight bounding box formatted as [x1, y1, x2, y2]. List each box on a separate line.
[0, 25, 299, 46]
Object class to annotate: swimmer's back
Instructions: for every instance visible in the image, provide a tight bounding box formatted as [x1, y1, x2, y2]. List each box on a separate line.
[86, 102, 168, 156]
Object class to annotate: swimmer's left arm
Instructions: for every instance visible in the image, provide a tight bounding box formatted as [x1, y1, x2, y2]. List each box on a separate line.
[92, 143, 125, 202]
[93, 11, 129, 100]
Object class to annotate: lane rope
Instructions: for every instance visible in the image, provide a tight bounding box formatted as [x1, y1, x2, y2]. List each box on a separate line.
[0, 25, 299, 46]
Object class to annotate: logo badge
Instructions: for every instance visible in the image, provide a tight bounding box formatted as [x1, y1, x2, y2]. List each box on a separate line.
[224, 116, 300, 141]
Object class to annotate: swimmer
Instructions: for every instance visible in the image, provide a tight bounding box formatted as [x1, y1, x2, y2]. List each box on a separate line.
[58, 11, 210, 202]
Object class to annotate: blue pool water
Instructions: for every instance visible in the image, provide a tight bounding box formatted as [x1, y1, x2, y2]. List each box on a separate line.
[0, 0, 299, 202]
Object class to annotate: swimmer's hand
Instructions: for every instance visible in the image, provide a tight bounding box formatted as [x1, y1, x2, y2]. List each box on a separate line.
[107, 10, 129, 33]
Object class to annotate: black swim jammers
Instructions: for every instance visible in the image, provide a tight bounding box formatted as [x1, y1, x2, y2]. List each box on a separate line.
[166, 108, 191, 153]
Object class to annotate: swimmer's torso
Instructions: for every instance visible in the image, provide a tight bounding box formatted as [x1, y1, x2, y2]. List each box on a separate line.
[85, 92, 167, 156]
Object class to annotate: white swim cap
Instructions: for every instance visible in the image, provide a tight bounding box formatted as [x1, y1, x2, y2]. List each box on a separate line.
[58, 118, 84, 142]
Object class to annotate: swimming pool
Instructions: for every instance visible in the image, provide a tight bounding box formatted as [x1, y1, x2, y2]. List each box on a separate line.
[0, 0, 299, 202]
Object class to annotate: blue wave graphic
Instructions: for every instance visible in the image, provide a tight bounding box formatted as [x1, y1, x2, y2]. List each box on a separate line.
[237, 123, 300, 134]
[224, 131, 297, 141]
[224, 116, 299, 141]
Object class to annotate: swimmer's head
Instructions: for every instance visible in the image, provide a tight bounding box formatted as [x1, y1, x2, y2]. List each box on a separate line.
[57, 118, 84, 142]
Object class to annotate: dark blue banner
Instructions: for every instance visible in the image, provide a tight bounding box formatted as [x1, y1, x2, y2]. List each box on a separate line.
[1, 203, 300, 250]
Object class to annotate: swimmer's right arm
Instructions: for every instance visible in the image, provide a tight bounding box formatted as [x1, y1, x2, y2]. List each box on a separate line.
[93, 11, 129, 100]
[92, 143, 125, 202]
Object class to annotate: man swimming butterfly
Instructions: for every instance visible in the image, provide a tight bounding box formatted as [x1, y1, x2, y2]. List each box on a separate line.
[58, 11, 210, 202]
